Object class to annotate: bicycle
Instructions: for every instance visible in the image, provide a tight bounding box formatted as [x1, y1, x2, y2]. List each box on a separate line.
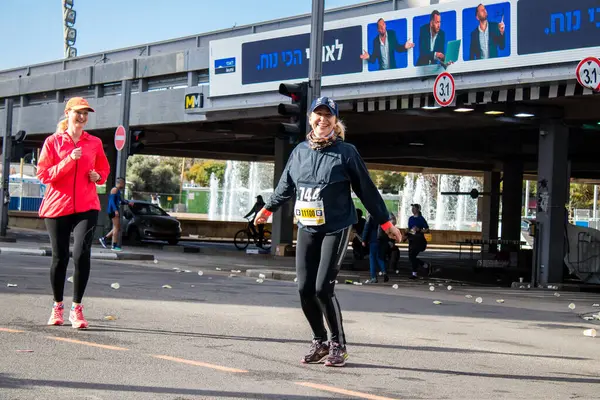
[234, 218, 272, 250]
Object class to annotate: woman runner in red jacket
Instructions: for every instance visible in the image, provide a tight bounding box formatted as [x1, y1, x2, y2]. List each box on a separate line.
[37, 97, 110, 329]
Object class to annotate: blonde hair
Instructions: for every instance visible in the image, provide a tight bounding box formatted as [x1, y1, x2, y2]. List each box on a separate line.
[309, 113, 346, 140]
[56, 117, 68, 133]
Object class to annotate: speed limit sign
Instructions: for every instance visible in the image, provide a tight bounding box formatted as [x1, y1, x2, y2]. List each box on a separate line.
[433, 72, 456, 107]
[576, 57, 600, 91]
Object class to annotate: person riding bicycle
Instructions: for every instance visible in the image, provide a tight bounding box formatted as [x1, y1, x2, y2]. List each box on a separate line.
[244, 195, 265, 245]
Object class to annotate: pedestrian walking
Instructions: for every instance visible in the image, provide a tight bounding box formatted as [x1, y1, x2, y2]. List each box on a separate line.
[99, 177, 131, 251]
[402, 204, 431, 279]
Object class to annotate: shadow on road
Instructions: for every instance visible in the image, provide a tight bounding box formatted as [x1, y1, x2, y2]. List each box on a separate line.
[0, 374, 334, 399]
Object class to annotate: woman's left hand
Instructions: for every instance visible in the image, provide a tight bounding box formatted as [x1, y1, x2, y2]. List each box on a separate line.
[89, 170, 100, 183]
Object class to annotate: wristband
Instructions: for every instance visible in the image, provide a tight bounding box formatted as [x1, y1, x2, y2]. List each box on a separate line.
[380, 221, 394, 231]
[262, 208, 273, 217]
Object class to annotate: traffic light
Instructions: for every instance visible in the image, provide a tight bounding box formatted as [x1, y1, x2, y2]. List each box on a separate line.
[277, 82, 308, 140]
[128, 130, 145, 156]
[10, 130, 27, 162]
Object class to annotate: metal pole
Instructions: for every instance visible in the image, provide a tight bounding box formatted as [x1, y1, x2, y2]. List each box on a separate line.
[0, 99, 14, 237]
[308, 0, 325, 102]
[19, 158, 24, 211]
[594, 185, 598, 221]
[115, 80, 132, 247]
[524, 180, 529, 218]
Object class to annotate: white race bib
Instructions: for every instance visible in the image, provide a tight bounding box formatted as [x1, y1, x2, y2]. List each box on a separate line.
[294, 200, 326, 226]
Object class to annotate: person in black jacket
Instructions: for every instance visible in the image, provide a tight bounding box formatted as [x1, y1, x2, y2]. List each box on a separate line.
[254, 96, 401, 367]
[468, 3, 506, 60]
[360, 18, 414, 70]
[243, 195, 265, 245]
[362, 211, 394, 283]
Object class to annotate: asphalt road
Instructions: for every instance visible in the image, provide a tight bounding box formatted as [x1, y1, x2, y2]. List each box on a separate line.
[1, 253, 599, 400]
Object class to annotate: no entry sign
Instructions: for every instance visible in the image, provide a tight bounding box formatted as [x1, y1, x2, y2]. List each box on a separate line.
[114, 125, 126, 152]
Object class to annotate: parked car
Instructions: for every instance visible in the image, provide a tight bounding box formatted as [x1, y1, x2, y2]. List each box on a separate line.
[122, 201, 181, 245]
[521, 218, 535, 236]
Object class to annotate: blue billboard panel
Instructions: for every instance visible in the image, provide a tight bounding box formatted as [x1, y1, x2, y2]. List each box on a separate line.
[241, 26, 363, 85]
[518, 0, 600, 55]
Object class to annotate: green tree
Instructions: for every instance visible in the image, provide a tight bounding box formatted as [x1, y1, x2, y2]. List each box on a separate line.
[126, 155, 179, 197]
[570, 183, 594, 210]
[185, 160, 226, 186]
[368, 170, 406, 194]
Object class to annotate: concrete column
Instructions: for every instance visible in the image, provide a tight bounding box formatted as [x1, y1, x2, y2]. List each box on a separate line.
[501, 160, 523, 252]
[56, 91, 64, 103]
[139, 78, 149, 93]
[187, 71, 199, 87]
[536, 121, 569, 284]
[481, 171, 501, 252]
[95, 85, 104, 98]
[270, 137, 295, 255]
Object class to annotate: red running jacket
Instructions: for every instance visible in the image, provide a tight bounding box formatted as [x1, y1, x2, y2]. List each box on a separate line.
[37, 131, 110, 218]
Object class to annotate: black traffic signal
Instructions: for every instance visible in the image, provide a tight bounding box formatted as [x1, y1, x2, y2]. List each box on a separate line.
[10, 130, 27, 162]
[278, 82, 309, 139]
[128, 130, 145, 156]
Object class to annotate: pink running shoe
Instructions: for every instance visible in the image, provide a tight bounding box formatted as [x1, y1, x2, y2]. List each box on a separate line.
[47, 303, 65, 326]
[69, 304, 89, 329]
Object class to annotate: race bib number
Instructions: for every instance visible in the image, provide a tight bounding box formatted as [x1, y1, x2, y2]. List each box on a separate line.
[295, 200, 326, 226]
[295, 185, 325, 226]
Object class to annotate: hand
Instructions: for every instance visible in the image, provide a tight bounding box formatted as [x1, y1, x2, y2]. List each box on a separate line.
[254, 208, 269, 225]
[70, 148, 82, 160]
[435, 52, 445, 61]
[88, 170, 100, 183]
[404, 40, 415, 49]
[384, 225, 403, 243]
[114, 211, 120, 217]
[360, 50, 370, 60]
[499, 16, 505, 35]
[362, 242, 367, 247]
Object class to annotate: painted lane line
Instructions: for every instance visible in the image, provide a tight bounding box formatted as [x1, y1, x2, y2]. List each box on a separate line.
[0, 327, 25, 333]
[152, 355, 248, 373]
[295, 382, 400, 400]
[47, 336, 129, 351]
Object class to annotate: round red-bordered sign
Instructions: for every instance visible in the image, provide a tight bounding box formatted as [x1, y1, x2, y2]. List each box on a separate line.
[114, 125, 126, 151]
[575, 57, 600, 91]
[433, 72, 456, 107]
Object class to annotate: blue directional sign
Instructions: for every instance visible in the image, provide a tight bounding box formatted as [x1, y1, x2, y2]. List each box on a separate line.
[215, 57, 236, 75]
[241, 26, 362, 85]
[518, 0, 600, 54]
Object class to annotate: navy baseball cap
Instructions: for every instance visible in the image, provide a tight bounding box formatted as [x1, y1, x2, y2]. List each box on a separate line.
[309, 96, 339, 117]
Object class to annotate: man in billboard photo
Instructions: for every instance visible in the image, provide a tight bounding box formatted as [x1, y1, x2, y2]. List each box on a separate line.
[469, 3, 506, 60]
[360, 18, 414, 70]
[417, 10, 446, 66]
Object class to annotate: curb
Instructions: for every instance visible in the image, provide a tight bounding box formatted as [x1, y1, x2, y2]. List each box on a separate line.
[245, 269, 361, 283]
[0, 248, 50, 256]
[0, 246, 154, 261]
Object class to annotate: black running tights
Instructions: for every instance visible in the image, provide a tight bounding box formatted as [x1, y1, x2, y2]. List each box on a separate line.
[45, 210, 98, 303]
[296, 226, 351, 346]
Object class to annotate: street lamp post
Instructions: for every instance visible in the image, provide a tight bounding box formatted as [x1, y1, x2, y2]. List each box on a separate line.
[62, 0, 77, 58]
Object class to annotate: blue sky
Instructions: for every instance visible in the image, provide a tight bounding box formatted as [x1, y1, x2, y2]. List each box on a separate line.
[0, 0, 367, 71]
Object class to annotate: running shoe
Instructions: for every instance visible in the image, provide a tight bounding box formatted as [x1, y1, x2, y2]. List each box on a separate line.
[324, 341, 348, 367]
[111, 246, 122, 252]
[47, 303, 64, 326]
[301, 340, 329, 364]
[99, 237, 107, 249]
[69, 304, 89, 329]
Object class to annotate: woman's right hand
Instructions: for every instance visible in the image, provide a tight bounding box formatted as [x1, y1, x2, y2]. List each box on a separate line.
[254, 208, 270, 225]
[70, 148, 82, 160]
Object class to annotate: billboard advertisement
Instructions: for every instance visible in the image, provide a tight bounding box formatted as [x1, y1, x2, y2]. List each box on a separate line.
[209, 0, 600, 97]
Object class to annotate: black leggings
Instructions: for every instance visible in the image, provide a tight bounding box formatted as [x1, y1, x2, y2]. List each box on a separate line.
[45, 210, 98, 303]
[296, 226, 351, 346]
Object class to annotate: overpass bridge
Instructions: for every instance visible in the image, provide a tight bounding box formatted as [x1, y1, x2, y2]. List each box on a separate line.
[1, 0, 600, 285]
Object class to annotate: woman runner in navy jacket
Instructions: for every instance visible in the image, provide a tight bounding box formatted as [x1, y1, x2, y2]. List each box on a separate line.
[254, 96, 401, 367]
